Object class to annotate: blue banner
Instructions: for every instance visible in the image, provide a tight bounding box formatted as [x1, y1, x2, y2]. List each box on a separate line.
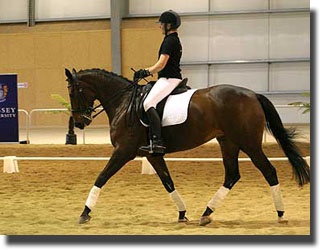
[0, 74, 19, 142]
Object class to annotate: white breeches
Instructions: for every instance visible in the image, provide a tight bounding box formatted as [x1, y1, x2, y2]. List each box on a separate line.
[143, 78, 182, 111]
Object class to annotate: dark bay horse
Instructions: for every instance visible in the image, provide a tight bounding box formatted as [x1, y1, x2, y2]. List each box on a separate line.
[65, 68, 310, 226]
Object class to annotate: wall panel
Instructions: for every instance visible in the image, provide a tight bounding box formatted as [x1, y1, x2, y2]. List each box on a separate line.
[209, 63, 269, 91]
[210, 15, 268, 60]
[0, 21, 111, 126]
[269, 13, 310, 59]
[35, 0, 110, 20]
[210, 0, 268, 11]
[61, 32, 91, 69]
[0, 0, 28, 22]
[268, 95, 310, 123]
[88, 31, 112, 69]
[0, 35, 9, 70]
[181, 65, 209, 89]
[121, 18, 162, 79]
[269, 62, 310, 91]
[179, 17, 209, 62]
[7, 34, 35, 70]
[129, 0, 208, 15]
[34, 33, 62, 69]
[270, 0, 310, 9]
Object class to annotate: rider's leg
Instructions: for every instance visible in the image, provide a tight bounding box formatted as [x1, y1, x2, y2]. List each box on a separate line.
[140, 107, 166, 153]
[141, 78, 181, 154]
[143, 78, 181, 111]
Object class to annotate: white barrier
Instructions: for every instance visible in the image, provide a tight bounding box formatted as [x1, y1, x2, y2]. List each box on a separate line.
[141, 157, 156, 174]
[1, 156, 310, 174]
[3, 156, 19, 173]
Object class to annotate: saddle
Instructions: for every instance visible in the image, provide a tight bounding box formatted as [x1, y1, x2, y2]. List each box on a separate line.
[135, 78, 190, 127]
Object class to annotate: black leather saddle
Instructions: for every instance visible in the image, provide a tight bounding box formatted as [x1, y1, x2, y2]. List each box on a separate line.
[136, 78, 190, 127]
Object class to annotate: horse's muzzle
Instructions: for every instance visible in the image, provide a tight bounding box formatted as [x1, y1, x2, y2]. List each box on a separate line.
[75, 122, 85, 129]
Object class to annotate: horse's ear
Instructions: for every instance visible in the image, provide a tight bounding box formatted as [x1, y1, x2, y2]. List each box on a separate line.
[72, 68, 77, 75]
[65, 68, 73, 80]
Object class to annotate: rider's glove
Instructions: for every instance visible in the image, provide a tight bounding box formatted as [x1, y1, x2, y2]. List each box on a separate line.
[133, 69, 151, 82]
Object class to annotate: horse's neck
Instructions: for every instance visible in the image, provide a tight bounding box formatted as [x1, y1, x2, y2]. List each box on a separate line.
[95, 77, 131, 122]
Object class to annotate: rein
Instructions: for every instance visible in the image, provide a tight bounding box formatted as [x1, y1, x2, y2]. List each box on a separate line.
[91, 104, 103, 119]
[92, 68, 150, 121]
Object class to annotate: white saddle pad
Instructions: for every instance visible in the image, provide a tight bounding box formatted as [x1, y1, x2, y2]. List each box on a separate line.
[161, 89, 197, 127]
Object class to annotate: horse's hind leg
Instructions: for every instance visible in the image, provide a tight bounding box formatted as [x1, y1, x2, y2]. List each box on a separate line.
[146, 154, 188, 222]
[200, 136, 240, 226]
[244, 146, 288, 223]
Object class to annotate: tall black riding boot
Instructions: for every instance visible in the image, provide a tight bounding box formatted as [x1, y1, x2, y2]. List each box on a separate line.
[139, 107, 166, 154]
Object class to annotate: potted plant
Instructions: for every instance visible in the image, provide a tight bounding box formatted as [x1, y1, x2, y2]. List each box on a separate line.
[288, 92, 310, 114]
[50, 94, 77, 145]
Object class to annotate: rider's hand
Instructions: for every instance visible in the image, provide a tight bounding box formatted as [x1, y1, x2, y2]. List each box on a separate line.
[133, 69, 151, 82]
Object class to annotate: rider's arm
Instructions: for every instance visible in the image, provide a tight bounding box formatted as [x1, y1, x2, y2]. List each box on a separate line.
[146, 54, 170, 75]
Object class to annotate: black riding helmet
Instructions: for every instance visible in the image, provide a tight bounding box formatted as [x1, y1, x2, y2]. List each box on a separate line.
[158, 10, 181, 35]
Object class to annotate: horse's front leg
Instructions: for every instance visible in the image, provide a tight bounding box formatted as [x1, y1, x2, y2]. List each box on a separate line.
[146, 154, 188, 223]
[79, 148, 135, 224]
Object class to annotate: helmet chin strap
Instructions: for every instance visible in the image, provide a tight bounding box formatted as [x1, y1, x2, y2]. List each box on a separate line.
[164, 23, 170, 36]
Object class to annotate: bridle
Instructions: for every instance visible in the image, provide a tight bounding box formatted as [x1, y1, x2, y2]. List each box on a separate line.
[67, 68, 149, 123]
[67, 77, 103, 122]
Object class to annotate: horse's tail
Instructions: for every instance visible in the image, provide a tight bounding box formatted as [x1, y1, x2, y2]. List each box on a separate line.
[256, 94, 310, 187]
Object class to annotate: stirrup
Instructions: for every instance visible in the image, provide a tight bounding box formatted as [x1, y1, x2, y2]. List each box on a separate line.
[139, 144, 153, 153]
[139, 140, 166, 154]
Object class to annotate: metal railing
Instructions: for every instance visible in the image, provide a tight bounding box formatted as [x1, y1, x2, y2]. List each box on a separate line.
[28, 108, 105, 144]
[15, 104, 308, 144]
[18, 109, 29, 142]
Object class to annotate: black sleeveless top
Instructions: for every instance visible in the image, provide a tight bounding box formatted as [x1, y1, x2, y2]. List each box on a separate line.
[158, 32, 182, 80]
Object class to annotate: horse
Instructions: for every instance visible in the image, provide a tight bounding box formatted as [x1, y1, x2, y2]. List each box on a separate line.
[65, 68, 310, 226]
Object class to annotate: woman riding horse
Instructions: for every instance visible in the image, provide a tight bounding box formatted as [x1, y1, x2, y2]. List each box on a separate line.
[134, 10, 183, 154]
[66, 10, 309, 227]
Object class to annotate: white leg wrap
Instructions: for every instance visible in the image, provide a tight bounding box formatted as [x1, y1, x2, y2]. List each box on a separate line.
[85, 186, 101, 210]
[207, 186, 230, 210]
[270, 184, 285, 211]
[169, 190, 186, 211]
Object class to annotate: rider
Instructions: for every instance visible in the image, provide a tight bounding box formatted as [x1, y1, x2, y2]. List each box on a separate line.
[134, 10, 182, 154]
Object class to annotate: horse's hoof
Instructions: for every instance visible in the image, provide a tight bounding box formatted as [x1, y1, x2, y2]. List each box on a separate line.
[278, 216, 289, 224]
[79, 215, 91, 224]
[199, 216, 212, 226]
[178, 217, 189, 223]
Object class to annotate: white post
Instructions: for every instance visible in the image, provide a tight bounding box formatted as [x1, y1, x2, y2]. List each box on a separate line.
[3, 156, 19, 173]
[141, 157, 156, 174]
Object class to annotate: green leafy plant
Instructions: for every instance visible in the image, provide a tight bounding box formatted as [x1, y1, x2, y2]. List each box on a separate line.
[50, 94, 77, 145]
[50, 94, 71, 115]
[288, 92, 310, 114]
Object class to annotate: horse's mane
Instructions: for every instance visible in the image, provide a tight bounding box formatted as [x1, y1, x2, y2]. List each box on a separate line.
[77, 68, 133, 84]
[77, 69, 139, 124]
